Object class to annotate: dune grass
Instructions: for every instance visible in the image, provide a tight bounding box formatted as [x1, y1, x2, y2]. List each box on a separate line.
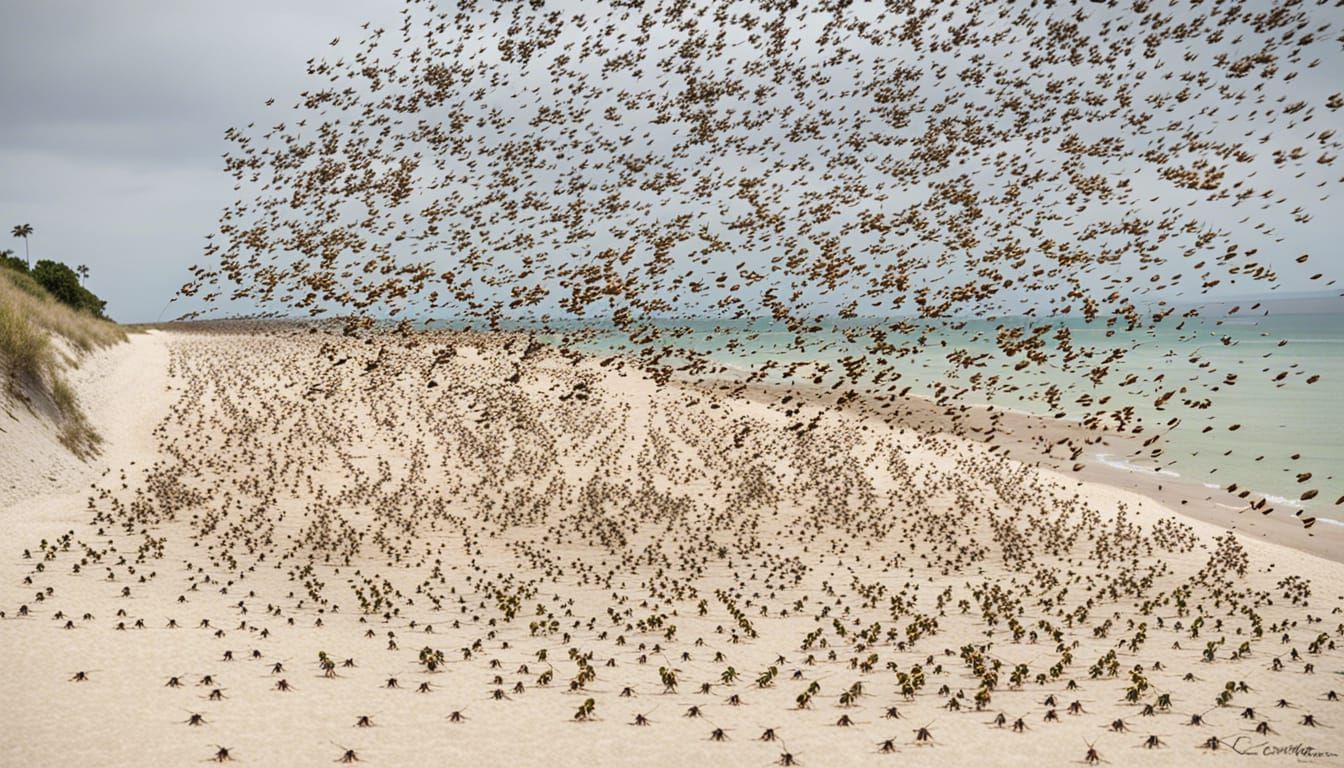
[0, 299, 50, 384]
[0, 266, 126, 458]
[0, 267, 125, 352]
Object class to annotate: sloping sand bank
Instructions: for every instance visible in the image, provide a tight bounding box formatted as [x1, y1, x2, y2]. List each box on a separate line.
[2, 329, 1341, 767]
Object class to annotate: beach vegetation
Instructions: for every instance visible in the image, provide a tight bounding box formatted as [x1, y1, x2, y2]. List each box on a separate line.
[10, 223, 32, 266]
[30, 259, 109, 317]
[0, 263, 126, 457]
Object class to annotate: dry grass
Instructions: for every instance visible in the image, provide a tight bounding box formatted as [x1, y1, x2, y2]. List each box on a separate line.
[0, 300, 50, 384]
[0, 268, 125, 353]
[51, 376, 103, 459]
[0, 267, 126, 458]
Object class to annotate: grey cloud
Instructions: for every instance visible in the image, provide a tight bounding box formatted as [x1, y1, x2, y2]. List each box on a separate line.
[0, 0, 401, 320]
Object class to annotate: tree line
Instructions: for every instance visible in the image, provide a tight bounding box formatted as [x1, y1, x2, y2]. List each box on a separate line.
[4, 223, 108, 318]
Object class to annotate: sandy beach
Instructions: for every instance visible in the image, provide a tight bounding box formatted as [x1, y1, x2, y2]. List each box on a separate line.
[5, 0, 1343, 764]
[2, 327, 1342, 767]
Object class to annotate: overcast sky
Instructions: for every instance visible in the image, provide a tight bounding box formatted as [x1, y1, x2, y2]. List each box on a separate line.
[0, 1, 400, 321]
[2, 2, 1338, 322]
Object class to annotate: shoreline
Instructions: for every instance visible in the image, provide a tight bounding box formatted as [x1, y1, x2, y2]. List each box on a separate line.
[17, 323, 1335, 564]
[687, 374, 1344, 564]
[4, 327, 1343, 767]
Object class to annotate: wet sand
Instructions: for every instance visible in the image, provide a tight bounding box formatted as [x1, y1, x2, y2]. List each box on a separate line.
[705, 378, 1344, 563]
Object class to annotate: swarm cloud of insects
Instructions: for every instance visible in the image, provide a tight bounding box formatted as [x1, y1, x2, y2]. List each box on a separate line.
[182, 0, 1344, 512]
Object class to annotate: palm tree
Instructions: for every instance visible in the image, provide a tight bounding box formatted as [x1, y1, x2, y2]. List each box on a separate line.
[76, 264, 90, 285]
[11, 223, 33, 267]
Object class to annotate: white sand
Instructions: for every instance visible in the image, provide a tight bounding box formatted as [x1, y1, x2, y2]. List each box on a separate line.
[1, 330, 170, 507]
[1, 329, 1341, 767]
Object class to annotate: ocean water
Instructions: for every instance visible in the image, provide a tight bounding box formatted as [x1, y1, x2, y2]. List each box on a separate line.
[549, 312, 1344, 519]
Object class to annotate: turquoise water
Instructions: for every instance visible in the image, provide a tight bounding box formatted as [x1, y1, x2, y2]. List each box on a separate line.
[533, 312, 1344, 519]
[427, 308, 1342, 517]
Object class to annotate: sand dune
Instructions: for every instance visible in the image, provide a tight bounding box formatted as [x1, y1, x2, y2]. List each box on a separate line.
[1, 330, 169, 508]
[2, 328, 1342, 767]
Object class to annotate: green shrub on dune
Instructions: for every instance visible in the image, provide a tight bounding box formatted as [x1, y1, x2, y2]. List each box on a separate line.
[29, 260, 108, 318]
[0, 250, 27, 274]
